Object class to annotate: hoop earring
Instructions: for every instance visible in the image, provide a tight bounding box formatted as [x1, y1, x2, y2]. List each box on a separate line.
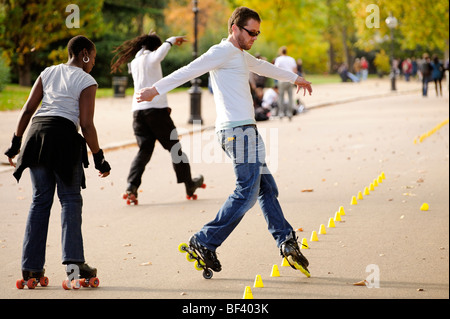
[83, 56, 90, 63]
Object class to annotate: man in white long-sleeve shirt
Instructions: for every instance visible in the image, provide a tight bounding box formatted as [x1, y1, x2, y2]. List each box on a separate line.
[137, 7, 312, 278]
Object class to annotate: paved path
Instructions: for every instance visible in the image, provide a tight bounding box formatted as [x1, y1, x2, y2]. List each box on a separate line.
[0, 78, 448, 303]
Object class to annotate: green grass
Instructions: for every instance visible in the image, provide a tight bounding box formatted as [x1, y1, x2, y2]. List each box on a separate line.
[0, 74, 342, 111]
[0, 84, 30, 111]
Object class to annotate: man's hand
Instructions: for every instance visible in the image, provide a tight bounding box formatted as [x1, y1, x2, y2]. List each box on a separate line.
[295, 76, 312, 96]
[136, 86, 159, 103]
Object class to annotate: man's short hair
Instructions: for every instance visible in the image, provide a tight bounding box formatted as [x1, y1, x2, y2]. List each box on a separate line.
[228, 7, 261, 34]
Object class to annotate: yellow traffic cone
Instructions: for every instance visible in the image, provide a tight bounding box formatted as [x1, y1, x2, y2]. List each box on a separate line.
[328, 217, 335, 228]
[339, 206, 345, 216]
[357, 191, 363, 200]
[381, 172, 385, 180]
[334, 211, 341, 222]
[369, 183, 375, 191]
[243, 286, 253, 299]
[350, 196, 358, 205]
[301, 238, 309, 249]
[377, 175, 383, 184]
[281, 257, 290, 267]
[270, 265, 280, 277]
[420, 203, 429, 211]
[373, 178, 378, 187]
[310, 230, 319, 242]
[319, 224, 327, 235]
[363, 187, 370, 196]
[254, 275, 264, 288]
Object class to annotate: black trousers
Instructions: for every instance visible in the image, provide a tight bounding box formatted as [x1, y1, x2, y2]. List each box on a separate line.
[127, 108, 192, 188]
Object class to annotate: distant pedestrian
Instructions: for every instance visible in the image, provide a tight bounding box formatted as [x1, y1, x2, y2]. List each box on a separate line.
[411, 57, 418, 79]
[4, 35, 111, 286]
[296, 58, 304, 77]
[111, 32, 205, 204]
[431, 54, 444, 97]
[353, 58, 361, 80]
[262, 85, 279, 116]
[402, 58, 412, 82]
[420, 54, 432, 97]
[360, 57, 369, 81]
[274, 46, 298, 120]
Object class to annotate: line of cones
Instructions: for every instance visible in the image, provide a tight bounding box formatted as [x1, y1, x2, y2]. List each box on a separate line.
[244, 172, 387, 299]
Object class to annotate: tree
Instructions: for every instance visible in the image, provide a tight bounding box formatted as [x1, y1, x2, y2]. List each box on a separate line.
[229, 0, 329, 73]
[0, 0, 104, 86]
[349, 0, 449, 59]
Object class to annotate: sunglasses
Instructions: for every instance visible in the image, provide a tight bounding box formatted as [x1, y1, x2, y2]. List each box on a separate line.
[239, 26, 261, 37]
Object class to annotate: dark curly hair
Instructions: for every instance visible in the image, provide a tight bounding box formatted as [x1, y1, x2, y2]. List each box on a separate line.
[110, 33, 163, 73]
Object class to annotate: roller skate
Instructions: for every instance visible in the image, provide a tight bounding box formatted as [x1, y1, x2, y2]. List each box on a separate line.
[123, 183, 138, 205]
[16, 269, 49, 289]
[185, 175, 206, 200]
[280, 232, 311, 278]
[178, 235, 221, 279]
[62, 263, 100, 290]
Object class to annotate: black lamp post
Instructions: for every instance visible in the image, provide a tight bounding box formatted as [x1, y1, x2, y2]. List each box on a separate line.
[188, 0, 202, 124]
[385, 13, 398, 91]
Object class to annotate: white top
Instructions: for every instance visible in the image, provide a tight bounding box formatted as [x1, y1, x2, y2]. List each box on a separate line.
[130, 38, 176, 111]
[274, 55, 297, 75]
[34, 64, 98, 130]
[262, 88, 278, 108]
[154, 39, 298, 130]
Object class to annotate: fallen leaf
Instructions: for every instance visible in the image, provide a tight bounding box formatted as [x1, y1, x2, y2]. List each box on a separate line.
[353, 280, 368, 286]
[301, 189, 314, 192]
[139, 262, 152, 266]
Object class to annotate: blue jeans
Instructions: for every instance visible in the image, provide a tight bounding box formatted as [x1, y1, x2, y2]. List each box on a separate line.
[22, 163, 84, 272]
[194, 125, 293, 251]
[422, 77, 431, 96]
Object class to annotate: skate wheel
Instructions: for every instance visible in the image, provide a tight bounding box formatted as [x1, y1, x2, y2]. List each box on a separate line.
[194, 261, 203, 271]
[62, 279, 71, 290]
[26, 278, 37, 289]
[126, 199, 131, 205]
[203, 269, 213, 279]
[288, 256, 311, 278]
[186, 253, 196, 262]
[79, 278, 89, 287]
[201, 183, 206, 189]
[178, 243, 188, 253]
[16, 279, 25, 289]
[71, 279, 81, 289]
[89, 277, 100, 288]
[122, 193, 128, 200]
[39, 276, 49, 287]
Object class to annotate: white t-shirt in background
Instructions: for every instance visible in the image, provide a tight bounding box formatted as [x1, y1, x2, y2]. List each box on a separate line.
[274, 55, 297, 74]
